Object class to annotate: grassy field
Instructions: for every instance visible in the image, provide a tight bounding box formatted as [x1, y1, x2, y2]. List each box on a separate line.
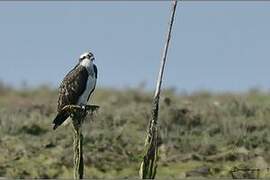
[1, 84, 270, 178]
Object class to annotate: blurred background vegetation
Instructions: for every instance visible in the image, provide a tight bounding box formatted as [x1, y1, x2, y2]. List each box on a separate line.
[1, 82, 270, 178]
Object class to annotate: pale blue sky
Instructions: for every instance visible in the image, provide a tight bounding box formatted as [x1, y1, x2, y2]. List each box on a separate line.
[0, 1, 270, 92]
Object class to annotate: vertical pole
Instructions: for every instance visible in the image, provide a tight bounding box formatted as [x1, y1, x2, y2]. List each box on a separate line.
[139, 0, 178, 179]
[68, 105, 98, 179]
[73, 118, 84, 179]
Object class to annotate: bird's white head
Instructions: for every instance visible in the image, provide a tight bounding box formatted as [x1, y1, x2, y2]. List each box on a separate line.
[79, 51, 95, 62]
[79, 51, 95, 68]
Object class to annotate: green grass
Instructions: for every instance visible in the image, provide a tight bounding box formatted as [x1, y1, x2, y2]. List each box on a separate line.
[1, 85, 270, 178]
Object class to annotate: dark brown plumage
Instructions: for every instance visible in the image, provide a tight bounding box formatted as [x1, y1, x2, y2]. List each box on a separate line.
[53, 65, 89, 130]
[57, 65, 88, 112]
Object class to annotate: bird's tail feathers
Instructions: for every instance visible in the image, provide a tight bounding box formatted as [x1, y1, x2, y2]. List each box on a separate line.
[52, 110, 70, 130]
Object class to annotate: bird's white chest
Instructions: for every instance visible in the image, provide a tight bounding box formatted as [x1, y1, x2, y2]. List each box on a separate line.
[77, 59, 96, 105]
[77, 75, 96, 105]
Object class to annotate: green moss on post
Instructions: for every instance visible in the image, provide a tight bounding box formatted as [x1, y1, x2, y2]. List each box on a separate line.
[139, 99, 159, 179]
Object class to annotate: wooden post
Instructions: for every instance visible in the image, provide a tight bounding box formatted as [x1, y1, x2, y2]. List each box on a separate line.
[72, 116, 84, 179]
[139, 1, 178, 179]
[62, 105, 99, 179]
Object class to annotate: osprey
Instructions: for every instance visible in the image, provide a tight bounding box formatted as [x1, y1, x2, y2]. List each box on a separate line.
[52, 51, 98, 130]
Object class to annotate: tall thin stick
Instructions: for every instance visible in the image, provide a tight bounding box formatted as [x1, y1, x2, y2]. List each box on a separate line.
[139, 1, 178, 179]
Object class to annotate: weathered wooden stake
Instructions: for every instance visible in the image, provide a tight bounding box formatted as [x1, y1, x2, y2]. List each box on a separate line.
[139, 1, 178, 179]
[63, 104, 99, 179]
[72, 118, 84, 179]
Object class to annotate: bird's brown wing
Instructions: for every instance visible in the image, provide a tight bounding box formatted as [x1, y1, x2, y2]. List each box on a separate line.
[57, 65, 89, 112]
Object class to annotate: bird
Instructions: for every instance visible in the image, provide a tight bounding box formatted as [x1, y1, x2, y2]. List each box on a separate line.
[52, 51, 98, 130]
